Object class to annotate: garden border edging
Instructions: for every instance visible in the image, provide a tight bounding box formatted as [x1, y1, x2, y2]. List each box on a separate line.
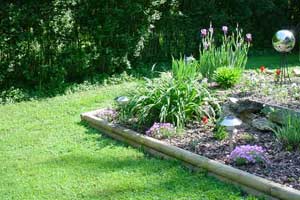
[81, 109, 300, 200]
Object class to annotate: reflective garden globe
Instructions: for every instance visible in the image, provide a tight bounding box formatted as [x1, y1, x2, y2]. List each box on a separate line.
[272, 30, 295, 53]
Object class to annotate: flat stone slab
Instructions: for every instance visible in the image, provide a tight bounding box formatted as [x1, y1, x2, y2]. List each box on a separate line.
[228, 98, 300, 125]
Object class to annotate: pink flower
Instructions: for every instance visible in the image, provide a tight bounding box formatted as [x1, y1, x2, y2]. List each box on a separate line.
[222, 26, 228, 34]
[201, 29, 207, 37]
[246, 33, 252, 42]
[203, 41, 209, 50]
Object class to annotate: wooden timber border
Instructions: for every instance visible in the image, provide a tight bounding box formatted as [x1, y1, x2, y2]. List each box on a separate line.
[81, 109, 300, 200]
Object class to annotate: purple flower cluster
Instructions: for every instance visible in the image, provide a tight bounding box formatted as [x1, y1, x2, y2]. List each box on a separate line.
[96, 108, 117, 122]
[229, 145, 266, 165]
[146, 122, 175, 139]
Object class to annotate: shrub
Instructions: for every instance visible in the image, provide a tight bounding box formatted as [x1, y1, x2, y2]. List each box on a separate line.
[229, 145, 267, 165]
[199, 24, 250, 79]
[0, 87, 30, 104]
[119, 58, 220, 128]
[213, 67, 242, 88]
[273, 115, 300, 150]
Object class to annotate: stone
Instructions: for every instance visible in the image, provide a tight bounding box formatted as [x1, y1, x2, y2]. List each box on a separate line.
[251, 117, 274, 131]
[228, 97, 239, 104]
[235, 99, 263, 114]
[292, 68, 300, 77]
[228, 97, 239, 111]
[263, 106, 300, 125]
[267, 110, 285, 125]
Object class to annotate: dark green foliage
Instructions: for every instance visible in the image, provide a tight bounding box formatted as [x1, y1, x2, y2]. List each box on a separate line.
[0, 0, 165, 90]
[213, 67, 242, 88]
[0, 0, 294, 91]
[0, 87, 30, 104]
[142, 0, 292, 61]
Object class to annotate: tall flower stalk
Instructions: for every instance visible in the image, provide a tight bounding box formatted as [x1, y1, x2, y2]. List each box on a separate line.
[199, 24, 251, 79]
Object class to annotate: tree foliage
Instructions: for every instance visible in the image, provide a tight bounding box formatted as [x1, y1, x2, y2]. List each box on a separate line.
[0, 0, 294, 90]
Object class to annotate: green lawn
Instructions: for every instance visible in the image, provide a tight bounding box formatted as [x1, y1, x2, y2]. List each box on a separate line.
[0, 82, 258, 200]
[247, 53, 300, 69]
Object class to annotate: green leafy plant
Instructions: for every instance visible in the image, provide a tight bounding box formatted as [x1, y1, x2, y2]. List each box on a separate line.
[171, 56, 199, 82]
[273, 114, 300, 150]
[213, 125, 228, 141]
[240, 132, 255, 143]
[119, 59, 220, 128]
[213, 67, 242, 88]
[0, 87, 30, 104]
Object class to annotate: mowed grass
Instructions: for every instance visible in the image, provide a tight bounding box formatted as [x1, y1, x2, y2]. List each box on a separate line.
[0, 82, 258, 200]
[247, 53, 300, 69]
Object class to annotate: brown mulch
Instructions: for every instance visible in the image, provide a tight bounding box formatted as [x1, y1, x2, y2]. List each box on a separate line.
[161, 122, 300, 190]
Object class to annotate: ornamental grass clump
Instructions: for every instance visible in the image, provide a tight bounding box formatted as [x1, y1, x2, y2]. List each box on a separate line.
[96, 108, 117, 122]
[146, 122, 177, 139]
[274, 114, 300, 150]
[213, 67, 242, 88]
[229, 145, 267, 165]
[119, 58, 220, 128]
[199, 24, 251, 80]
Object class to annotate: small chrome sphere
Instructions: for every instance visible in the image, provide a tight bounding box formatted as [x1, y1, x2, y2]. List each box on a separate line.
[272, 30, 295, 53]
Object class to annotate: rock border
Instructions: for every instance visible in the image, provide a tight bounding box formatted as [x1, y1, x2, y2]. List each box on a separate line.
[81, 109, 300, 200]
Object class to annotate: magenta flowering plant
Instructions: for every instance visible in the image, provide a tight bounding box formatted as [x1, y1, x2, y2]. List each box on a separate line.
[200, 29, 207, 37]
[146, 122, 177, 139]
[245, 33, 252, 42]
[222, 26, 228, 35]
[199, 23, 251, 79]
[96, 108, 117, 122]
[229, 145, 267, 165]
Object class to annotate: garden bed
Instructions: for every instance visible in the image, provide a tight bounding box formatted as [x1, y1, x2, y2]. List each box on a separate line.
[90, 106, 300, 191]
[162, 121, 300, 190]
[81, 109, 300, 200]
[220, 70, 300, 111]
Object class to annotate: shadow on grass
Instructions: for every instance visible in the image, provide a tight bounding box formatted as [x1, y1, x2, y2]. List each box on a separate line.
[0, 62, 171, 105]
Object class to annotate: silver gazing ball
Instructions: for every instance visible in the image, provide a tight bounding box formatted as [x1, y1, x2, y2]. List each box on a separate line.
[272, 30, 295, 53]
